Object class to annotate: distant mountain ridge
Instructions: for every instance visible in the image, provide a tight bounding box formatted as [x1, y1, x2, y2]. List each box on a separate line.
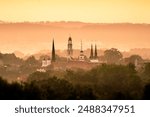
[0, 21, 150, 54]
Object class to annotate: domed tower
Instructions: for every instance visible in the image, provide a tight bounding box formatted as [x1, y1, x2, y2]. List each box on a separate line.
[67, 36, 73, 60]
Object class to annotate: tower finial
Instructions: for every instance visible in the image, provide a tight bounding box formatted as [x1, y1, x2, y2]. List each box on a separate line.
[81, 40, 83, 51]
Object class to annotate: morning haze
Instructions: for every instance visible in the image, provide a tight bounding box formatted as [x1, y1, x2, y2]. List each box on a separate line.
[0, 22, 150, 54]
[0, 0, 150, 54]
[1, 0, 150, 100]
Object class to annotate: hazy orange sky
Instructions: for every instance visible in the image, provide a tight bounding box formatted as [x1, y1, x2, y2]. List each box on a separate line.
[0, 0, 150, 23]
[0, 0, 150, 55]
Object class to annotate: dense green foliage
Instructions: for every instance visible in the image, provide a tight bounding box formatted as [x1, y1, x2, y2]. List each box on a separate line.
[0, 64, 150, 100]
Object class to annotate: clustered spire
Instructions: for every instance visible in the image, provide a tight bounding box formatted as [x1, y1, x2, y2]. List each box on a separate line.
[90, 44, 93, 59]
[50, 37, 98, 62]
[95, 44, 97, 58]
[90, 44, 98, 59]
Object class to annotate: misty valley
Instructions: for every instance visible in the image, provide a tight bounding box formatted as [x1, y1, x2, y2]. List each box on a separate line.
[0, 47, 150, 100]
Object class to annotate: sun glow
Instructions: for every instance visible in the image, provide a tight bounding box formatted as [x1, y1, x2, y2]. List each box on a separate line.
[0, 0, 150, 23]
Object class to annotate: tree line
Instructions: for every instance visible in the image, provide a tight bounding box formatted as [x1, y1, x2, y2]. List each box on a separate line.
[0, 63, 150, 100]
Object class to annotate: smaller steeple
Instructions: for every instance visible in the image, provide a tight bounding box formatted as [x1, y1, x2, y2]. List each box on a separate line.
[80, 40, 83, 52]
[79, 40, 85, 61]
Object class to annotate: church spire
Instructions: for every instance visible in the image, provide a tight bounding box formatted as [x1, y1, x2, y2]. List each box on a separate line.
[95, 44, 97, 58]
[52, 39, 56, 62]
[90, 44, 93, 59]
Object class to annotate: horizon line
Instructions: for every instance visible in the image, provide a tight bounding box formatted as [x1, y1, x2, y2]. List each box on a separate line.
[1, 47, 150, 55]
[0, 20, 150, 25]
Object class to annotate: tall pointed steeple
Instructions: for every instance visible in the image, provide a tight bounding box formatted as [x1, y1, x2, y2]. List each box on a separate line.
[90, 44, 93, 59]
[95, 44, 97, 58]
[52, 39, 56, 62]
